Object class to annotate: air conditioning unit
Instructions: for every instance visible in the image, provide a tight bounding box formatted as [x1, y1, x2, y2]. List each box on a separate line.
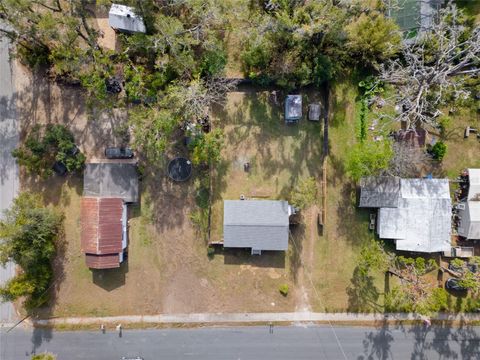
[456, 203, 466, 210]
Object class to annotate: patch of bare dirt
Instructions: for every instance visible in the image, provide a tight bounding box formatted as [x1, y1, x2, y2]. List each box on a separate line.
[16, 64, 297, 317]
[15, 62, 127, 160]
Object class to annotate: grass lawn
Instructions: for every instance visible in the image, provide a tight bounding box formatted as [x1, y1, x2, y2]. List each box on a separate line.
[439, 106, 480, 178]
[209, 87, 386, 312]
[210, 90, 324, 242]
[310, 80, 386, 312]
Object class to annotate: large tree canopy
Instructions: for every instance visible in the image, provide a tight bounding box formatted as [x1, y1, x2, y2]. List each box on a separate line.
[241, 0, 400, 88]
[0, 192, 63, 309]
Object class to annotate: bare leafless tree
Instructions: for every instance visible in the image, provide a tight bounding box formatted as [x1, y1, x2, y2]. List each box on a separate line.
[389, 141, 430, 177]
[167, 77, 238, 120]
[379, 2, 480, 130]
[388, 257, 438, 307]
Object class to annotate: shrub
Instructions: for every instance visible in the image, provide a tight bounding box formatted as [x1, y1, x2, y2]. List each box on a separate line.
[16, 45, 50, 69]
[279, 284, 289, 296]
[345, 140, 393, 181]
[426, 288, 449, 313]
[200, 47, 227, 77]
[450, 258, 465, 269]
[32, 353, 56, 360]
[430, 141, 447, 160]
[290, 177, 317, 209]
[312, 55, 333, 86]
[12, 124, 85, 177]
[190, 208, 209, 241]
[207, 246, 215, 258]
[190, 129, 224, 166]
[438, 116, 451, 137]
[241, 41, 272, 77]
[194, 176, 211, 209]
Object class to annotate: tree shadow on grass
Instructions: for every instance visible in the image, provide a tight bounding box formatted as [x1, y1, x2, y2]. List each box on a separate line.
[28, 218, 68, 356]
[289, 222, 306, 283]
[333, 180, 371, 246]
[22, 172, 83, 207]
[347, 267, 383, 313]
[211, 159, 229, 203]
[142, 163, 194, 233]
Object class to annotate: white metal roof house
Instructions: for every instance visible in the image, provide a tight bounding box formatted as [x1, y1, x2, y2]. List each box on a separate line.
[458, 169, 480, 239]
[223, 200, 293, 254]
[360, 177, 452, 253]
[109, 4, 146, 34]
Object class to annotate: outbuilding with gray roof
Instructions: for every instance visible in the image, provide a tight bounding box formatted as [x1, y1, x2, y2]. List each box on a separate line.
[84, 162, 139, 203]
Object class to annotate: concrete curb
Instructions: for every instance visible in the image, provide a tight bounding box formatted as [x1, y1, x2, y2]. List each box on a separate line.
[32, 312, 480, 327]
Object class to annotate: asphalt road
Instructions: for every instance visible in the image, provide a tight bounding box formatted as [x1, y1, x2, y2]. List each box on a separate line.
[1, 324, 479, 360]
[0, 22, 18, 325]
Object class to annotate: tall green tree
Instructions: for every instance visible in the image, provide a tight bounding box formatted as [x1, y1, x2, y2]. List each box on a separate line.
[345, 140, 393, 181]
[290, 177, 317, 209]
[129, 106, 179, 163]
[190, 128, 224, 166]
[12, 124, 85, 177]
[345, 11, 402, 69]
[0, 192, 63, 309]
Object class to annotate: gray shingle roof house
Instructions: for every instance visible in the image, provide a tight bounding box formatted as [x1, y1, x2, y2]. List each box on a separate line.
[359, 177, 401, 208]
[285, 95, 302, 123]
[223, 200, 291, 254]
[109, 4, 146, 34]
[360, 177, 451, 253]
[458, 169, 480, 239]
[83, 162, 139, 203]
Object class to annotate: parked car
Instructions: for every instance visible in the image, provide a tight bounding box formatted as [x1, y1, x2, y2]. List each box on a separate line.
[445, 278, 468, 292]
[448, 262, 464, 273]
[67, 144, 79, 156]
[467, 263, 478, 273]
[448, 262, 478, 274]
[105, 147, 134, 159]
[52, 161, 67, 176]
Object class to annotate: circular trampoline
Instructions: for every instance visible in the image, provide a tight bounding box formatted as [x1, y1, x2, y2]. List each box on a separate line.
[168, 157, 193, 182]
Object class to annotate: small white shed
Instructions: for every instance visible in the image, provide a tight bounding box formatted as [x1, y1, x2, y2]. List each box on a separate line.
[308, 103, 321, 121]
[109, 4, 146, 34]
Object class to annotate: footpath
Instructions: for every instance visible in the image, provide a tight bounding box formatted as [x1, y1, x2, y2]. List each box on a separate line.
[29, 312, 480, 328]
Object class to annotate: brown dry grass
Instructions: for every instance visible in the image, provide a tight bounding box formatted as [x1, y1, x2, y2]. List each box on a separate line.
[15, 63, 300, 316]
[15, 60, 387, 317]
[308, 80, 386, 312]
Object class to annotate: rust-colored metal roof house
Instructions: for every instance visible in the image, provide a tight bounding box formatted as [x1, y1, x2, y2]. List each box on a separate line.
[81, 197, 127, 269]
[81, 162, 138, 269]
